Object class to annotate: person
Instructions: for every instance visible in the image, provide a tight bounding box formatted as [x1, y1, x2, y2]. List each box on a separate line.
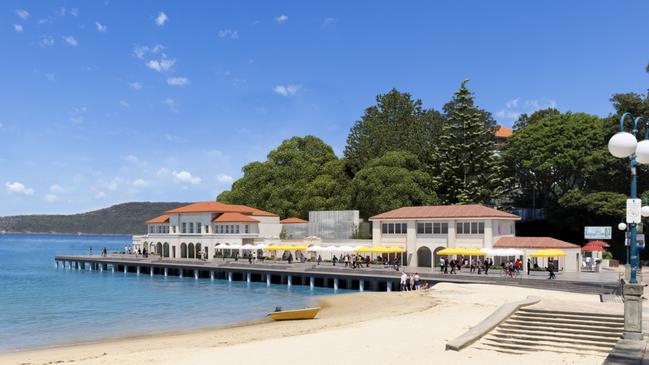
[332, 255, 338, 266]
[548, 263, 556, 280]
[484, 258, 490, 275]
[317, 255, 322, 266]
[248, 253, 253, 264]
[527, 258, 531, 275]
[414, 273, 420, 290]
[287, 253, 293, 264]
[515, 259, 522, 274]
[408, 274, 415, 291]
[344, 255, 350, 268]
[444, 258, 449, 274]
[143, 247, 148, 258]
[400, 272, 408, 291]
[395, 256, 400, 271]
[252, 251, 257, 263]
[365, 255, 370, 268]
[450, 259, 456, 274]
[440, 257, 445, 273]
[420, 281, 429, 290]
[234, 251, 239, 262]
[137, 248, 141, 256]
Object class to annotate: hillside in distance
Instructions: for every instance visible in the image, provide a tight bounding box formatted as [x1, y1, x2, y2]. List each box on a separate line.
[0, 202, 190, 235]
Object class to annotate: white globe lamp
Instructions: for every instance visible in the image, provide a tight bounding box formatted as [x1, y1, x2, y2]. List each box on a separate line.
[618, 222, 628, 231]
[642, 206, 649, 218]
[608, 132, 638, 158]
[636, 140, 649, 164]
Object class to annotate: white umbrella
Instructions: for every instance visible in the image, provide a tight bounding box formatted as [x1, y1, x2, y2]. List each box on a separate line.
[332, 245, 354, 253]
[214, 243, 229, 248]
[482, 248, 524, 256]
[306, 245, 324, 252]
[227, 244, 245, 250]
[241, 244, 255, 250]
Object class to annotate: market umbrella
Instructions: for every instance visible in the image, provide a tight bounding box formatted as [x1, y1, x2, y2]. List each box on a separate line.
[437, 247, 466, 255]
[306, 245, 324, 252]
[463, 248, 487, 256]
[385, 246, 406, 253]
[530, 249, 566, 258]
[481, 248, 524, 256]
[586, 240, 610, 248]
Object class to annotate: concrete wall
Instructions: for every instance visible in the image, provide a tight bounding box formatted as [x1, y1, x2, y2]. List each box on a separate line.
[308, 210, 360, 240]
[282, 223, 308, 239]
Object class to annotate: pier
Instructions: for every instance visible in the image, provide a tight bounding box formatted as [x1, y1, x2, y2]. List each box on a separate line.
[54, 255, 620, 295]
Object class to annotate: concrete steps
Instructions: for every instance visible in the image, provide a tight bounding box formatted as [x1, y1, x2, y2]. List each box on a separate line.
[475, 306, 623, 356]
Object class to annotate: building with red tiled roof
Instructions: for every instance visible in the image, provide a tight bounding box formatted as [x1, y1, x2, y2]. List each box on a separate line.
[134, 201, 281, 259]
[280, 217, 308, 224]
[493, 236, 579, 249]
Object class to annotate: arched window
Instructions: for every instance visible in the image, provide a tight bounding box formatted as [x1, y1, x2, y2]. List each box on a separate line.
[181, 243, 187, 258]
[156, 242, 163, 256]
[188, 243, 195, 259]
[163, 243, 170, 257]
[417, 246, 432, 268]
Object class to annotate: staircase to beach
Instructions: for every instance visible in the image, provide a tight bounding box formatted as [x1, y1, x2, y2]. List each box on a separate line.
[474, 307, 624, 356]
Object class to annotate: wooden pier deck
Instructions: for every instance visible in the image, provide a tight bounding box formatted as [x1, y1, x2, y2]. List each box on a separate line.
[54, 255, 619, 294]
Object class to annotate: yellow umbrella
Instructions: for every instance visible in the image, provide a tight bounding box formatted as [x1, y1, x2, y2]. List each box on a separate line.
[353, 246, 371, 253]
[267, 244, 308, 251]
[385, 246, 406, 253]
[530, 249, 567, 258]
[463, 248, 487, 256]
[437, 247, 465, 255]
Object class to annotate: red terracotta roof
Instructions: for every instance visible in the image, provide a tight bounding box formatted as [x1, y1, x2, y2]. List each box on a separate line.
[369, 205, 519, 220]
[493, 236, 579, 249]
[495, 126, 513, 138]
[165, 201, 277, 217]
[281, 217, 308, 224]
[145, 215, 170, 224]
[212, 212, 259, 223]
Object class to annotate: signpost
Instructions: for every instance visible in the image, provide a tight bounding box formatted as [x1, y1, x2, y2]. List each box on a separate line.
[584, 226, 612, 240]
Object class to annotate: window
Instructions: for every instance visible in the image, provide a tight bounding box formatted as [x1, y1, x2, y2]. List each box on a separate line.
[457, 222, 484, 234]
[205, 225, 209, 234]
[189, 222, 194, 234]
[441, 223, 448, 234]
[388, 223, 394, 234]
[382, 224, 388, 234]
[182, 223, 187, 234]
[225, 225, 229, 234]
[417, 223, 425, 234]
[479, 222, 485, 234]
[425, 223, 432, 234]
[395, 223, 401, 234]
[231, 225, 235, 233]
[172, 226, 176, 234]
[149, 226, 154, 233]
[235, 225, 240, 234]
[433, 223, 441, 234]
[197, 223, 202, 234]
[456, 222, 463, 234]
[471, 222, 478, 234]
[245, 225, 249, 234]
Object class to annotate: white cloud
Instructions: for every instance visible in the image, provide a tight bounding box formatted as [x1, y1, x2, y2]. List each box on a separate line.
[146, 57, 175, 72]
[163, 98, 178, 113]
[322, 17, 336, 28]
[128, 81, 142, 89]
[275, 15, 288, 24]
[44, 194, 61, 203]
[273, 84, 300, 96]
[45, 73, 55, 81]
[155, 11, 168, 26]
[5, 181, 34, 195]
[95, 21, 108, 33]
[132, 178, 149, 188]
[216, 174, 234, 184]
[13, 24, 23, 33]
[119, 100, 130, 108]
[133, 44, 164, 59]
[105, 177, 122, 191]
[49, 184, 64, 193]
[166, 77, 189, 86]
[70, 8, 79, 17]
[63, 36, 78, 47]
[39, 36, 55, 48]
[496, 98, 558, 122]
[15, 9, 30, 20]
[217, 29, 239, 39]
[55, 7, 67, 17]
[173, 171, 201, 185]
[95, 191, 106, 199]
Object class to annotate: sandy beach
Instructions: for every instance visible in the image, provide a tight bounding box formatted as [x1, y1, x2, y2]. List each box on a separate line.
[0, 283, 622, 365]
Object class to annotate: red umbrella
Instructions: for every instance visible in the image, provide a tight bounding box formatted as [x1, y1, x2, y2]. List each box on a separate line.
[581, 245, 606, 252]
[586, 240, 610, 247]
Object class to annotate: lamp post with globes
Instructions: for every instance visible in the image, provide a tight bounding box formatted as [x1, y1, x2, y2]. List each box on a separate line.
[608, 112, 649, 340]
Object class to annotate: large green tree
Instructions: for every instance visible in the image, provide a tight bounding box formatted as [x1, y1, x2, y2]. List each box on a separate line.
[344, 89, 443, 174]
[350, 151, 438, 219]
[218, 136, 351, 218]
[435, 80, 509, 204]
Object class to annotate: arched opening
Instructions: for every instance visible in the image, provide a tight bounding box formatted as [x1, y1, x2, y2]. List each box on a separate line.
[188, 243, 195, 259]
[204, 246, 209, 260]
[417, 246, 432, 268]
[181, 243, 187, 258]
[156, 242, 162, 256]
[433, 246, 446, 269]
[149, 243, 155, 253]
[196, 243, 202, 259]
[163, 243, 169, 257]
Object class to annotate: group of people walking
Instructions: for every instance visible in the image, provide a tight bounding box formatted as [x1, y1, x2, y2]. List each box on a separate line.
[439, 256, 494, 275]
[400, 272, 428, 291]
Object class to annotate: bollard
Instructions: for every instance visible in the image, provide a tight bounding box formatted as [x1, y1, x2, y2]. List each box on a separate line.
[310, 277, 315, 290]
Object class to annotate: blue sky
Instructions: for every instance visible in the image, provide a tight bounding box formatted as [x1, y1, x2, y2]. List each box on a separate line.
[1, 1, 648, 215]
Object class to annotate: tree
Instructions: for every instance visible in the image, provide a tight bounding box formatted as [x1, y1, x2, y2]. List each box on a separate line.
[217, 136, 351, 218]
[513, 108, 560, 131]
[350, 151, 438, 218]
[435, 80, 509, 204]
[344, 89, 443, 174]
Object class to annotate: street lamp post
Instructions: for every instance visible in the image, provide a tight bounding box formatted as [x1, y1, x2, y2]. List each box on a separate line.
[608, 112, 649, 340]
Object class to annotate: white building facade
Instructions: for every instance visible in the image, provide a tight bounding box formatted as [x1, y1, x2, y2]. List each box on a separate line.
[132, 201, 281, 260]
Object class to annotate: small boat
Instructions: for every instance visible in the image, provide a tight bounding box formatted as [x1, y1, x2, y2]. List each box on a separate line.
[268, 307, 321, 321]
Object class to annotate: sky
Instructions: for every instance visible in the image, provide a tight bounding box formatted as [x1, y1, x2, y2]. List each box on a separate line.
[1, 1, 648, 215]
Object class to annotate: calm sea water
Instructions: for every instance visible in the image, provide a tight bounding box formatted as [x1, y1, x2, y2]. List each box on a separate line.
[0, 234, 339, 352]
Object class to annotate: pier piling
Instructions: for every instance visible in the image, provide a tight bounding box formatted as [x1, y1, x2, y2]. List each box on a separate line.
[210, 270, 214, 280]
[310, 277, 314, 290]
[287, 275, 292, 287]
[333, 278, 339, 291]
[246, 272, 251, 283]
[136, 266, 140, 276]
[228, 272, 232, 282]
[194, 270, 199, 280]
[266, 274, 271, 287]
[165, 268, 168, 277]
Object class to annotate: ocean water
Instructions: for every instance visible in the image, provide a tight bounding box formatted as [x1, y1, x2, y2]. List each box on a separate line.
[0, 234, 339, 352]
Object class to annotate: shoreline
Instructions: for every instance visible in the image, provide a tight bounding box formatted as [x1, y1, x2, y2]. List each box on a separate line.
[0, 283, 621, 365]
[0, 232, 132, 237]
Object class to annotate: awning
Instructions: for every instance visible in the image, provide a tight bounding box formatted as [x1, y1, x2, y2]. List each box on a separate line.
[530, 249, 567, 258]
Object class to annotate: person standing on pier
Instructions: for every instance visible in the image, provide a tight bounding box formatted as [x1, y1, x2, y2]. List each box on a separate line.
[400, 272, 408, 291]
[332, 255, 338, 266]
[317, 255, 322, 265]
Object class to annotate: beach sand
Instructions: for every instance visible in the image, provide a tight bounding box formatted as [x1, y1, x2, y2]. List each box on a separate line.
[0, 283, 621, 365]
